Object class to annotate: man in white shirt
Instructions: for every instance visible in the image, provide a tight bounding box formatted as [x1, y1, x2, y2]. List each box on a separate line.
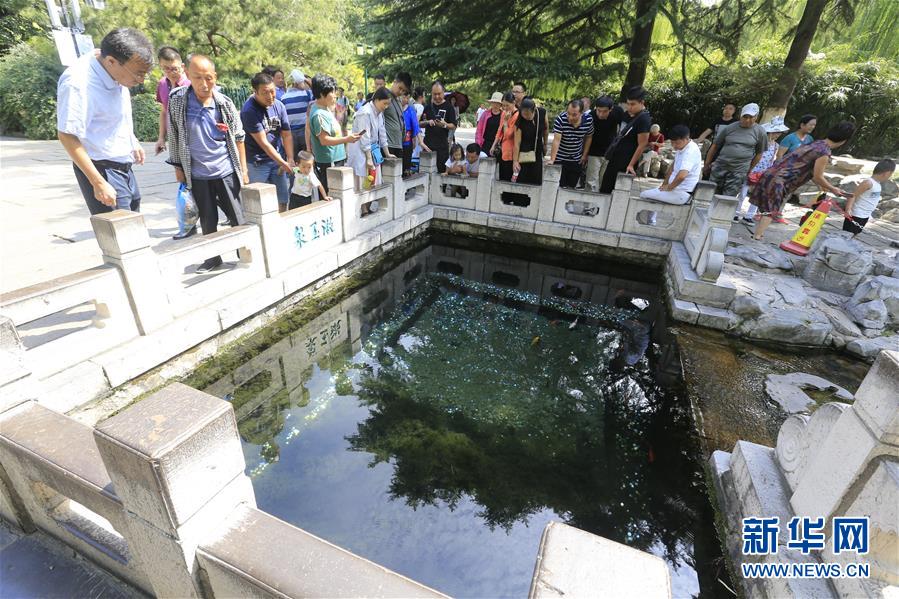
[640, 125, 700, 205]
[57, 28, 154, 214]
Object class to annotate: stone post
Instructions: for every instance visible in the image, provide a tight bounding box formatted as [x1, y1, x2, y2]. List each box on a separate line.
[90, 211, 173, 334]
[790, 350, 899, 521]
[93, 382, 256, 598]
[419, 150, 437, 174]
[327, 166, 362, 243]
[475, 157, 497, 213]
[691, 181, 716, 209]
[0, 315, 37, 414]
[605, 172, 634, 232]
[537, 163, 561, 222]
[381, 157, 405, 221]
[242, 183, 287, 276]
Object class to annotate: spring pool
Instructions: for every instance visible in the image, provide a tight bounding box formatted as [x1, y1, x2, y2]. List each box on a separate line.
[194, 238, 725, 598]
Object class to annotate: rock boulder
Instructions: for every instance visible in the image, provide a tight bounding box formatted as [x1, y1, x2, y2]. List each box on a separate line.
[743, 308, 832, 346]
[802, 235, 873, 295]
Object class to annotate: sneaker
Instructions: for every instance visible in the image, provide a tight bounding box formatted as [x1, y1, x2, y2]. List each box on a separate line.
[773, 216, 788, 224]
[196, 256, 223, 273]
[172, 226, 197, 240]
[733, 215, 740, 222]
[742, 216, 754, 223]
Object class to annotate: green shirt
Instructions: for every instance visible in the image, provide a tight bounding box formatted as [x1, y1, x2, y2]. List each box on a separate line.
[309, 103, 346, 163]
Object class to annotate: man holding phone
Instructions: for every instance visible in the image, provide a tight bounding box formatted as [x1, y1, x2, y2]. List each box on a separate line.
[420, 80, 457, 173]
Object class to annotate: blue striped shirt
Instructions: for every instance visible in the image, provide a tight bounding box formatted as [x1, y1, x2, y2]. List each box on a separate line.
[552, 111, 594, 162]
[282, 88, 314, 130]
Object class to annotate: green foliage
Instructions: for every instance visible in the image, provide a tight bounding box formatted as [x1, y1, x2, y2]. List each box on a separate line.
[82, 0, 366, 90]
[0, 39, 63, 139]
[647, 53, 899, 157]
[0, 0, 48, 55]
[131, 92, 160, 142]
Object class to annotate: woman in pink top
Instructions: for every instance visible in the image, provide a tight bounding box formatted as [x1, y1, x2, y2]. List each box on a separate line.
[475, 92, 503, 150]
[489, 92, 519, 181]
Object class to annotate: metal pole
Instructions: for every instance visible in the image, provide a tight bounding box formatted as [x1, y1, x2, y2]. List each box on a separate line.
[364, 66, 368, 99]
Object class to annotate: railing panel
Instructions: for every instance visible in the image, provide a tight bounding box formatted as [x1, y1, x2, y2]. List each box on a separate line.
[0, 266, 138, 379]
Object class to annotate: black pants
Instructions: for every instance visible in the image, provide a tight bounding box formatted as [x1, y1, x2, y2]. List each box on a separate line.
[517, 160, 541, 185]
[314, 159, 346, 193]
[559, 160, 583, 188]
[402, 145, 413, 174]
[498, 159, 514, 181]
[435, 146, 449, 173]
[192, 173, 243, 236]
[289, 194, 313, 210]
[600, 156, 629, 193]
[73, 160, 141, 214]
[842, 215, 868, 234]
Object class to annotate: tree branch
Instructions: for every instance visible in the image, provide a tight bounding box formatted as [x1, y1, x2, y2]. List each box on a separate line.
[575, 38, 629, 63]
[685, 42, 718, 68]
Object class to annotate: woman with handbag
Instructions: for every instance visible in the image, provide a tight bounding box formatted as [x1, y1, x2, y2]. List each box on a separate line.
[513, 98, 544, 185]
[489, 92, 519, 181]
[346, 87, 395, 190]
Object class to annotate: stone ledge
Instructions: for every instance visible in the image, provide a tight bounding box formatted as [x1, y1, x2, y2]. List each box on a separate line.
[529, 521, 671, 599]
[197, 505, 447, 598]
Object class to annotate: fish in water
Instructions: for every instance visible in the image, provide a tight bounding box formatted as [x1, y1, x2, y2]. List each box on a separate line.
[569, 317, 579, 330]
[531, 336, 541, 347]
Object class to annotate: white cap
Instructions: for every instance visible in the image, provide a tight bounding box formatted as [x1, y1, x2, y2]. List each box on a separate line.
[289, 69, 306, 84]
[741, 103, 760, 117]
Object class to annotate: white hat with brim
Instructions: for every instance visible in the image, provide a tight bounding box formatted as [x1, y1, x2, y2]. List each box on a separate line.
[741, 102, 760, 117]
[487, 92, 503, 104]
[289, 69, 306, 83]
[763, 115, 789, 133]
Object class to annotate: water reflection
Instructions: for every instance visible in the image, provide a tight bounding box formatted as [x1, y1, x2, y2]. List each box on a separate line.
[197, 242, 725, 598]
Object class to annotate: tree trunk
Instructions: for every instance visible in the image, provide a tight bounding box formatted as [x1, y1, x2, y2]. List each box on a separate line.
[620, 0, 658, 99]
[763, 0, 828, 122]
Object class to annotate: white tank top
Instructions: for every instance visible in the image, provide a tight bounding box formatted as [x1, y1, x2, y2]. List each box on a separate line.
[851, 178, 881, 219]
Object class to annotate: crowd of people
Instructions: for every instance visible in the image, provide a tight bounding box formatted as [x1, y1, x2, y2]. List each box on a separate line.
[56, 27, 894, 274]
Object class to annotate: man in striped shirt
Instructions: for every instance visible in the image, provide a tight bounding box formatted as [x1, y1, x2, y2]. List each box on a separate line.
[547, 99, 593, 188]
[282, 69, 313, 158]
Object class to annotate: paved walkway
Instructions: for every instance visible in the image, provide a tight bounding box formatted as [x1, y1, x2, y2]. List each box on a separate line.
[0, 133, 476, 294]
[0, 521, 143, 598]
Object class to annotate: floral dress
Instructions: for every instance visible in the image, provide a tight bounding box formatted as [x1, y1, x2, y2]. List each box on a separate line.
[749, 139, 831, 215]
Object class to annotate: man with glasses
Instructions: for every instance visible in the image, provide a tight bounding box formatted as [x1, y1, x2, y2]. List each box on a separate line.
[383, 72, 412, 174]
[57, 27, 154, 215]
[154, 46, 190, 155]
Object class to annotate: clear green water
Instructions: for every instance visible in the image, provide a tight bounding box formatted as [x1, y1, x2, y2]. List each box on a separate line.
[199, 241, 726, 598]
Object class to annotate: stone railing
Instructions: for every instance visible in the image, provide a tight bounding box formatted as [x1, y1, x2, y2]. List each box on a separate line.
[0, 152, 736, 414]
[710, 350, 899, 598]
[0, 382, 673, 598]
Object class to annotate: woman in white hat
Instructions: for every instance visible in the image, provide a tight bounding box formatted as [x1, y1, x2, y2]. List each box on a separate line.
[734, 116, 790, 222]
[475, 92, 503, 152]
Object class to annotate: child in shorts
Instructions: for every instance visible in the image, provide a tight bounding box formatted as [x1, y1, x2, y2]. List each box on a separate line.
[290, 151, 332, 210]
[843, 159, 895, 235]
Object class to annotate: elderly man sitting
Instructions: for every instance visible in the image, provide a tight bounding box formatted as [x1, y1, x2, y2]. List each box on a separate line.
[639, 125, 701, 205]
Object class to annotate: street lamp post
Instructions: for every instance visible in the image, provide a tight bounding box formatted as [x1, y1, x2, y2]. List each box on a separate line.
[355, 44, 374, 98]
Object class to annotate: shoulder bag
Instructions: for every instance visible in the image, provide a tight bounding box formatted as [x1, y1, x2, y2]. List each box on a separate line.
[518, 116, 540, 164]
[604, 110, 645, 160]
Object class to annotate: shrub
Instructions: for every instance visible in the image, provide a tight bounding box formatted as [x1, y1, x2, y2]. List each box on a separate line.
[131, 93, 160, 142]
[645, 56, 899, 158]
[0, 40, 64, 139]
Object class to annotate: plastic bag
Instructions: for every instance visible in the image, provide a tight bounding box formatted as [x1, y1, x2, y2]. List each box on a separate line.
[176, 183, 199, 234]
